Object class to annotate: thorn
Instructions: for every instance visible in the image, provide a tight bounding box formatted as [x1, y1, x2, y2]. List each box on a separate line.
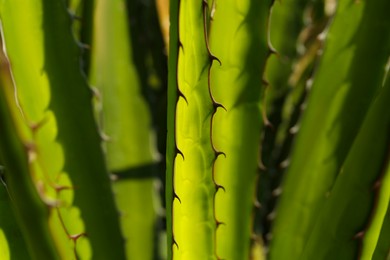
[279, 159, 290, 169]
[251, 233, 260, 241]
[267, 211, 276, 221]
[67, 10, 82, 21]
[69, 233, 86, 242]
[216, 220, 225, 228]
[109, 173, 118, 181]
[300, 101, 307, 111]
[212, 101, 226, 112]
[90, 86, 101, 101]
[175, 147, 184, 160]
[353, 231, 365, 240]
[100, 132, 111, 142]
[76, 41, 90, 50]
[262, 78, 270, 87]
[258, 159, 267, 171]
[173, 192, 182, 203]
[214, 150, 226, 158]
[210, 0, 216, 19]
[42, 196, 60, 208]
[24, 142, 37, 163]
[29, 117, 48, 133]
[210, 54, 222, 66]
[54, 184, 73, 193]
[178, 40, 184, 51]
[289, 125, 300, 134]
[172, 237, 179, 249]
[215, 184, 225, 192]
[306, 78, 314, 90]
[372, 180, 381, 190]
[177, 88, 188, 104]
[261, 106, 272, 128]
[272, 187, 282, 197]
[254, 199, 261, 209]
[268, 45, 278, 56]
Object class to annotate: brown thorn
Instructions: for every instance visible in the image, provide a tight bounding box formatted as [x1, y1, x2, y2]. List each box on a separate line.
[214, 150, 226, 158]
[90, 86, 101, 100]
[67, 10, 82, 21]
[54, 184, 73, 193]
[268, 45, 278, 56]
[173, 192, 182, 204]
[215, 184, 225, 193]
[372, 179, 381, 190]
[216, 220, 226, 228]
[262, 78, 269, 87]
[177, 89, 188, 105]
[178, 40, 184, 52]
[76, 41, 90, 50]
[172, 236, 179, 249]
[353, 231, 365, 240]
[210, 54, 222, 66]
[212, 101, 226, 112]
[258, 157, 267, 171]
[261, 104, 272, 128]
[29, 116, 49, 133]
[254, 199, 261, 209]
[175, 147, 184, 160]
[69, 233, 86, 242]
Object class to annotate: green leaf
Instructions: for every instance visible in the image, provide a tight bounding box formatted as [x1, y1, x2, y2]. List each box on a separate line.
[0, 168, 31, 260]
[372, 195, 390, 260]
[361, 139, 390, 259]
[89, 0, 158, 258]
[0, 66, 59, 259]
[270, 0, 390, 258]
[300, 72, 390, 259]
[0, 0, 126, 258]
[209, 0, 271, 258]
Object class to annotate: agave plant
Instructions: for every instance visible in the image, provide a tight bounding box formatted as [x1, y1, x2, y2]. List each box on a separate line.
[0, 0, 389, 259]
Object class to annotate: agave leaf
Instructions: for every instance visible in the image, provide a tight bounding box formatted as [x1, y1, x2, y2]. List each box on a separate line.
[361, 130, 390, 259]
[89, 0, 158, 258]
[372, 195, 390, 260]
[0, 68, 59, 259]
[0, 0, 126, 258]
[0, 166, 31, 260]
[208, 0, 271, 258]
[165, 0, 179, 258]
[258, 0, 309, 241]
[0, 44, 32, 260]
[299, 72, 390, 259]
[169, 0, 216, 258]
[270, 0, 390, 258]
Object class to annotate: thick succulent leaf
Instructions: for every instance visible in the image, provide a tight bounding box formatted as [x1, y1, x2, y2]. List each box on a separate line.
[258, 0, 309, 241]
[165, 0, 179, 257]
[270, 0, 390, 258]
[170, 0, 216, 259]
[0, 0, 126, 258]
[0, 46, 31, 260]
[167, 0, 272, 258]
[265, 0, 307, 104]
[89, 0, 157, 258]
[361, 140, 390, 259]
[372, 194, 390, 260]
[0, 165, 31, 260]
[0, 71, 58, 259]
[300, 72, 390, 259]
[209, 0, 271, 258]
